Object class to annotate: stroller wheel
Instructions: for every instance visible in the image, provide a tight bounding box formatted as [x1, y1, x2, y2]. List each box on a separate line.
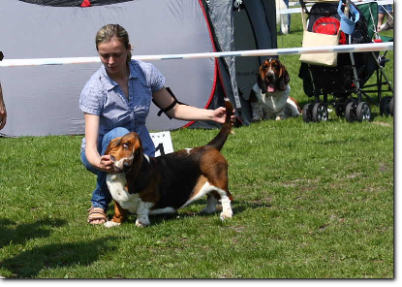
[380, 96, 393, 116]
[312, 103, 328, 122]
[302, 103, 314, 123]
[345, 101, 357, 123]
[390, 98, 394, 116]
[356, 102, 371, 122]
[336, 98, 357, 118]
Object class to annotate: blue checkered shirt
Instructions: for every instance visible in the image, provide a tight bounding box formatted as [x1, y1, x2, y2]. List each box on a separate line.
[79, 59, 165, 156]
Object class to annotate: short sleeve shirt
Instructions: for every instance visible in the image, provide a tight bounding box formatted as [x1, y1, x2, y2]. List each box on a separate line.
[79, 59, 165, 156]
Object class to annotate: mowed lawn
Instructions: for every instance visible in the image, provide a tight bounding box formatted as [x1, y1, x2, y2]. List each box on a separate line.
[0, 9, 394, 279]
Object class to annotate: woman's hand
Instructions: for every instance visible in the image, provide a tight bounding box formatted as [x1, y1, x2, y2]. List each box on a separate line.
[153, 87, 237, 125]
[212, 107, 236, 124]
[98, 155, 121, 174]
[84, 113, 121, 174]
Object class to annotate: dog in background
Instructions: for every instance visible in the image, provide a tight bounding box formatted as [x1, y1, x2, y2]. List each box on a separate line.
[276, 0, 289, 35]
[249, 58, 301, 121]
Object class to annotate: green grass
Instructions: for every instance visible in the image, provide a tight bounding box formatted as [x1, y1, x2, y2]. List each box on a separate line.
[0, 12, 394, 279]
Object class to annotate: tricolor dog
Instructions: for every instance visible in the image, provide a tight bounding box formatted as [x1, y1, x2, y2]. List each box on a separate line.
[104, 100, 234, 228]
[249, 58, 301, 121]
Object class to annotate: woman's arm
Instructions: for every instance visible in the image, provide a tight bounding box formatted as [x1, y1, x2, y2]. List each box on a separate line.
[152, 87, 230, 123]
[84, 113, 119, 174]
[0, 83, 7, 130]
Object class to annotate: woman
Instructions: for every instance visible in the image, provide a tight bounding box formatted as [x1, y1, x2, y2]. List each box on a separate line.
[80, 24, 232, 225]
[377, 4, 393, 31]
[0, 82, 7, 130]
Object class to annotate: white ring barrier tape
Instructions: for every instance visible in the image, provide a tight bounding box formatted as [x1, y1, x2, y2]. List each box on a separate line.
[0, 42, 393, 68]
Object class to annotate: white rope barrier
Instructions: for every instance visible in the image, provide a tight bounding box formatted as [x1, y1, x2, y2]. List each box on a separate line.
[0, 42, 393, 68]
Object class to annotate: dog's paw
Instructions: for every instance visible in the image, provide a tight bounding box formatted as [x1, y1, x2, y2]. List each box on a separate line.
[104, 221, 121, 228]
[135, 219, 150, 227]
[220, 210, 233, 221]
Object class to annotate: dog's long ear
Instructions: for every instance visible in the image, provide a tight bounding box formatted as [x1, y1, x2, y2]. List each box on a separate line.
[278, 62, 290, 91]
[249, 89, 258, 103]
[105, 136, 122, 155]
[257, 71, 268, 93]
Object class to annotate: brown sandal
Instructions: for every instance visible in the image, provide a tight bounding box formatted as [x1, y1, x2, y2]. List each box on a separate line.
[87, 207, 107, 225]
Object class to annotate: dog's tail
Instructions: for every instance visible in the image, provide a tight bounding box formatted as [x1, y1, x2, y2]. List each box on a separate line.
[207, 99, 234, 151]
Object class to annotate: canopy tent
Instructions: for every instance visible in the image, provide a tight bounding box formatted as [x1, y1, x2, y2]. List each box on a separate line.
[0, 0, 277, 137]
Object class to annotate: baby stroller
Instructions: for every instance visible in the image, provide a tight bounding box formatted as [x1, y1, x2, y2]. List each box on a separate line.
[298, 0, 393, 123]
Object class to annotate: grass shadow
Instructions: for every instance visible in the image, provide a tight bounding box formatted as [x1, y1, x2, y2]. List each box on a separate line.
[232, 200, 272, 215]
[1, 236, 120, 278]
[0, 218, 67, 249]
[114, 199, 272, 227]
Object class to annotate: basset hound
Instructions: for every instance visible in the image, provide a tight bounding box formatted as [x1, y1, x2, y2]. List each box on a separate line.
[249, 58, 301, 121]
[103, 100, 234, 228]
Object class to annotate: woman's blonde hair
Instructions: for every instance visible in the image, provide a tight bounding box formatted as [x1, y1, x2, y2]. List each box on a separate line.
[95, 24, 132, 63]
